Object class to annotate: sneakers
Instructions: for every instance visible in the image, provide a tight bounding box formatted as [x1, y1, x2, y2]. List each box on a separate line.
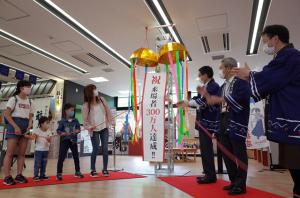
[32, 176, 40, 182]
[56, 173, 62, 181]
[15, 174, 28, 183]
[40, 175, 49, 180]
[90, 171, 99, 178]
[74, 172, 84, 178]
[102, 170, 110, 177]
[3, 175, 16, 185]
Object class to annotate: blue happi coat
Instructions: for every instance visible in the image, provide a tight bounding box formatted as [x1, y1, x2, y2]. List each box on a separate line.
[249, 47, 300, 144]
[192, 79, 220, 133]
[217, 77, 251, 141]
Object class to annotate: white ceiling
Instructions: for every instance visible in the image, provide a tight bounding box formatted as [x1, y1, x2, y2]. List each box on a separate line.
[1, 0, 300, 97]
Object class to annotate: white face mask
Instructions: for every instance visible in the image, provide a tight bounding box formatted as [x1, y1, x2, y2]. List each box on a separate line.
[218, 69, 225, 79]
[263, 43, 275, 55]
[23, 87, 31, 96]
[93, 90, 98, 97]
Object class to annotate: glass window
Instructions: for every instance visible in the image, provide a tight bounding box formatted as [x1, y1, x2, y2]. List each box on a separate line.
[35, 81, 47, 95]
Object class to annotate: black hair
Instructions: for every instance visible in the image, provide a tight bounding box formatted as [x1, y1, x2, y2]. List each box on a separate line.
[199, 66, 214, 78]
[38, 116, 49, 128]
[63, 103, 75, 118]
[262, 25, 289, 43]
[13, 80, 31, 96]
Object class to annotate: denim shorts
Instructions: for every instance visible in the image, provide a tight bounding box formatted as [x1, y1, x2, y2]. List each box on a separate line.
[6, 117, 29, 140]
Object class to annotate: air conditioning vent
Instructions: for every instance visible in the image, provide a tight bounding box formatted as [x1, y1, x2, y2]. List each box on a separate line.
[200, 32, 230, 54]
[102, 68, 114, 73]
[201, 36, 210, 53]
[86, 53, 108, 65]
[223, 33, 230, 51]
[72, 52, 108, 67]
[212, 55, 225, 61]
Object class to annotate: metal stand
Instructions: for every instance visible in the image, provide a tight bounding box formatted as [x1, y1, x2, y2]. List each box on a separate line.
[109, 126, 124, 172]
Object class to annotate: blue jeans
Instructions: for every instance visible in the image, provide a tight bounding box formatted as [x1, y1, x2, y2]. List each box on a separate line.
[34, 151, 49, 177]
[90, 128, 109, 171]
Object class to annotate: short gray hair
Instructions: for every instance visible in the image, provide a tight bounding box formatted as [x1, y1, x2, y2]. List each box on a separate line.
[221, 57, 238, 68]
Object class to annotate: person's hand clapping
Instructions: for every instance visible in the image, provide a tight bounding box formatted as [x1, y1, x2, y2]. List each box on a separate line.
[198, 86, 208, 97]
[177, 100, 189, 108]
[231, 63, 251, 81]
[207, 96, 224, 105]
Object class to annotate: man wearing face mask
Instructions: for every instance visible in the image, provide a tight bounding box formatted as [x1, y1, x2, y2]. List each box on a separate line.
[177, 66, 220, 184]
[200, 58, 251, 195]
[233, 25, 300, 198]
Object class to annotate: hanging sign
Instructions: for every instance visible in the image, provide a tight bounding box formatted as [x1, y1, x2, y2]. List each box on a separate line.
[246, 99, 269, 149]
[142, 71, 167, 162]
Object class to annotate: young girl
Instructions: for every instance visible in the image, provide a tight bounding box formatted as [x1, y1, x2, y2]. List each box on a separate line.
[56, 103, 83, 181]
[3, 80, 34, 185]
[82, 84, 114, 177]
[32, 116, 52, 181]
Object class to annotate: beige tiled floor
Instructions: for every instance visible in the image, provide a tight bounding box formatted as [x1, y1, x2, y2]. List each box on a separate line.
[0, 155, 294, 197]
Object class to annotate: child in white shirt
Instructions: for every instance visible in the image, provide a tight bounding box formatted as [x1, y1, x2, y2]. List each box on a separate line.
[32, 116, 52, 181]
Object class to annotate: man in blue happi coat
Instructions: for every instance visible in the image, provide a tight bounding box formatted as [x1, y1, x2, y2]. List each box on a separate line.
[178, 66, 220, 184]
[234, 24, 300, 198]
[200, 57, 251, 195]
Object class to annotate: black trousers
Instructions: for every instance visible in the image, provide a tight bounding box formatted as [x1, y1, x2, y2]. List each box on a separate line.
[219, 113, 248, 188]
[198, 129, 216, 179]
[57, 139, 80, 174]
[290, 169, 300, 198]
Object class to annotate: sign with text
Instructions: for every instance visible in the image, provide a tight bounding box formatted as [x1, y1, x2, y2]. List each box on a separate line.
[246, 100, 269, 149]
[142, 72, 167, 162]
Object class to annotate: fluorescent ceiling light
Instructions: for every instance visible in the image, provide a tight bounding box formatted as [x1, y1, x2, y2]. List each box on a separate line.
[246, 0, 271, 55]
[250, 0, 264, 54]
[145, 0, 192, 61]
[90, 77, 109, 82]
[34, 0, 131, 68]
[152, 0, 180, 43]
[0, 29, 88, 74]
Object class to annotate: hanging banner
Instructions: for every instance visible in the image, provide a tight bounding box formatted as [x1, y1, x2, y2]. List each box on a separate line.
[142, 71, 167, 162]
[246, 99, 269, 149]
[32, 98, 51, 129]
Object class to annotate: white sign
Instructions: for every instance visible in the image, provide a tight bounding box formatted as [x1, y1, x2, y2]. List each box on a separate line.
[142, 72, 167, 162]
[32, 98, 50, 129]
[246, 100, 269, 149]
[29, 97, 51, 153]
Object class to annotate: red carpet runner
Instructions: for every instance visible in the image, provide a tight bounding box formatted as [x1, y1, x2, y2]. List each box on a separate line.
[158, 176, 284, 198]
[0, 172, 144, 190]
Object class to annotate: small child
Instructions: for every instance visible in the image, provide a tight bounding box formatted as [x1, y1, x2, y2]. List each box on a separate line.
[56, 103, 84, 181]
[32, 116, 52, 181]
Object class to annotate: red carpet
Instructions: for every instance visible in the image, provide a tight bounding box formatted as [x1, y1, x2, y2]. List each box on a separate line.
[0, 172, 144, 190]
[158, 176, 284, 198]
